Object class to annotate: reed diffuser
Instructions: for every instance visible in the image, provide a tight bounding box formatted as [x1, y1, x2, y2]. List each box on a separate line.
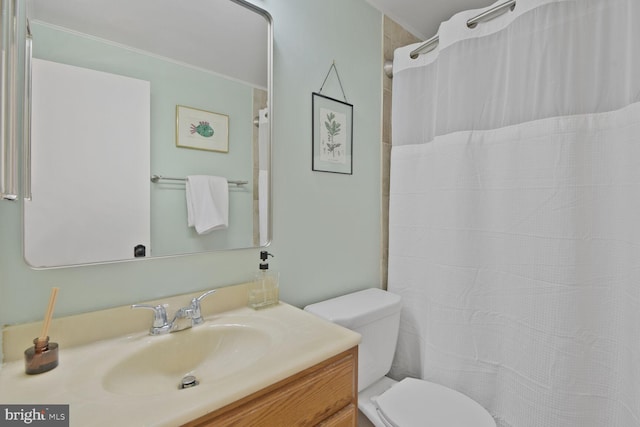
[24, 287, 59, 374]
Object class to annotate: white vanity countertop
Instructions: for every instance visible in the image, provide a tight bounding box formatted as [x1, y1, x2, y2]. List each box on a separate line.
[0, 302, 360, 427]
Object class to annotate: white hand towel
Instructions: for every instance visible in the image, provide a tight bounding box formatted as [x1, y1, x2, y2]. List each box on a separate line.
[185, 175, 229, 234]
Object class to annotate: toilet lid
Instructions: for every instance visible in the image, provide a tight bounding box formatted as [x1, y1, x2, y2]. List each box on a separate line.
[372, 378, 495, 427]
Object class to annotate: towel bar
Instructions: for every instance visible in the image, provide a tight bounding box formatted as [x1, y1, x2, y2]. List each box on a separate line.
[150, 174, 248, 186]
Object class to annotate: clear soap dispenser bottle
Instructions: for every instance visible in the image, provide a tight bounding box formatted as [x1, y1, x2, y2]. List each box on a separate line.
[248, 251, 279, 309]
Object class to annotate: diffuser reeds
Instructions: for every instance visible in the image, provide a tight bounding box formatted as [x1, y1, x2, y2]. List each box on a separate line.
[38, 287, 59, 344]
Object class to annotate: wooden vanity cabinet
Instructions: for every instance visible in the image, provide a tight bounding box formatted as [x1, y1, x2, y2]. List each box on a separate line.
[182, 347, 358, 427]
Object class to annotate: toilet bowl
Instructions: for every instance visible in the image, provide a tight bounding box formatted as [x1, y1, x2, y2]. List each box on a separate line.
[304, 288, 495, 427]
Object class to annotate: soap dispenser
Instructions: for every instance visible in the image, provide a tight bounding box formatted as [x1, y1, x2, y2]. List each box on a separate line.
[248, 251, 279, 309]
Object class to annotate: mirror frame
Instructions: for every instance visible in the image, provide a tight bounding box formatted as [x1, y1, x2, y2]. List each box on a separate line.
[19, 0, 273, 267]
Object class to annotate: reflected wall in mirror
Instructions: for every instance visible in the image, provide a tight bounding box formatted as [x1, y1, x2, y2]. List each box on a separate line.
[22, 0, 272, 267]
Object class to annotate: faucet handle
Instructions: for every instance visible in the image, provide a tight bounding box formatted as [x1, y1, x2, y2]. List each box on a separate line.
[190, 289, 217, 326]
[131, 303, 169, 329]
[195, 289, 217, 303]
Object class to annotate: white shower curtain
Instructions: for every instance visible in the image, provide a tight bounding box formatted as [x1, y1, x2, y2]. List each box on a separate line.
[387, 1, 640, 426]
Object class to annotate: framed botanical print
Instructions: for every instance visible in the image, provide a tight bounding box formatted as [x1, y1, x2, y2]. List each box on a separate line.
[312, 92, 353, 174]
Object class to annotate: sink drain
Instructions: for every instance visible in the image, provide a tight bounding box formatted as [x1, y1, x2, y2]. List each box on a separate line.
[179, 375, 199, 389]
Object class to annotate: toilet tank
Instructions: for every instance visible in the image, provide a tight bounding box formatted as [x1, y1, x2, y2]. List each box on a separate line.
[304, 288, 402, 392]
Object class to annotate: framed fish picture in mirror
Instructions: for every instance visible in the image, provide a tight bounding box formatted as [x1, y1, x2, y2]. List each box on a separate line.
[176, 105, 229, 153]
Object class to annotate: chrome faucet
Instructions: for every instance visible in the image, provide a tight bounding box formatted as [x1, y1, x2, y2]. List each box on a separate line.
[131, 303, 172, 335]
[132, 289, 217, 335]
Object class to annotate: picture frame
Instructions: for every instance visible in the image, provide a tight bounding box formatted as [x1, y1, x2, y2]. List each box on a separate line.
[312, 92, 353, 174]
[176, 105, 229, 153]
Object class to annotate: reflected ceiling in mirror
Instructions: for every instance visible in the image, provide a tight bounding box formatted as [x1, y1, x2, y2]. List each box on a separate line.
[22, 0, 272, 268]
[27, 0, 268, 87]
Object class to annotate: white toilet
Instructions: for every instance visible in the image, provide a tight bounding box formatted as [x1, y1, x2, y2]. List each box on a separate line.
[304, 288, 496, 427]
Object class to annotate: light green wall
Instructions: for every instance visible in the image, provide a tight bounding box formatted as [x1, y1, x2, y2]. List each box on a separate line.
[0, 0, 382, 358]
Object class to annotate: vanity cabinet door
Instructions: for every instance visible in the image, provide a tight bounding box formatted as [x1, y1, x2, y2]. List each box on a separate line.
[316, 404, 357, 427]
[183, 346, 358, 427]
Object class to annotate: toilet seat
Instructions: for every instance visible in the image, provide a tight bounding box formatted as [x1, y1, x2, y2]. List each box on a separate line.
[371, 378, 496, 427]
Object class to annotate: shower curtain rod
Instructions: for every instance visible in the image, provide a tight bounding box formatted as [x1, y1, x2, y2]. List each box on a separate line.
[384, 0, 516, 78]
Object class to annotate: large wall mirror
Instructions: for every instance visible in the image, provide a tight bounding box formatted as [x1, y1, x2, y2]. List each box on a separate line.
[21, 0, 272, 268]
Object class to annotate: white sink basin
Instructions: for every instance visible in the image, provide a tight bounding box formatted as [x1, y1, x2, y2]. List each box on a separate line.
[0, 300, 361, 427]
[103, 317, 281, 396]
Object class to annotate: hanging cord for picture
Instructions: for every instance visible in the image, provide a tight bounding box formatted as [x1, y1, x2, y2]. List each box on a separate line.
[318, 60, 348, 103]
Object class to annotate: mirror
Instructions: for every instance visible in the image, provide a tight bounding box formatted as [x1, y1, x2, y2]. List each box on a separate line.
[21, 0, 272, 267]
